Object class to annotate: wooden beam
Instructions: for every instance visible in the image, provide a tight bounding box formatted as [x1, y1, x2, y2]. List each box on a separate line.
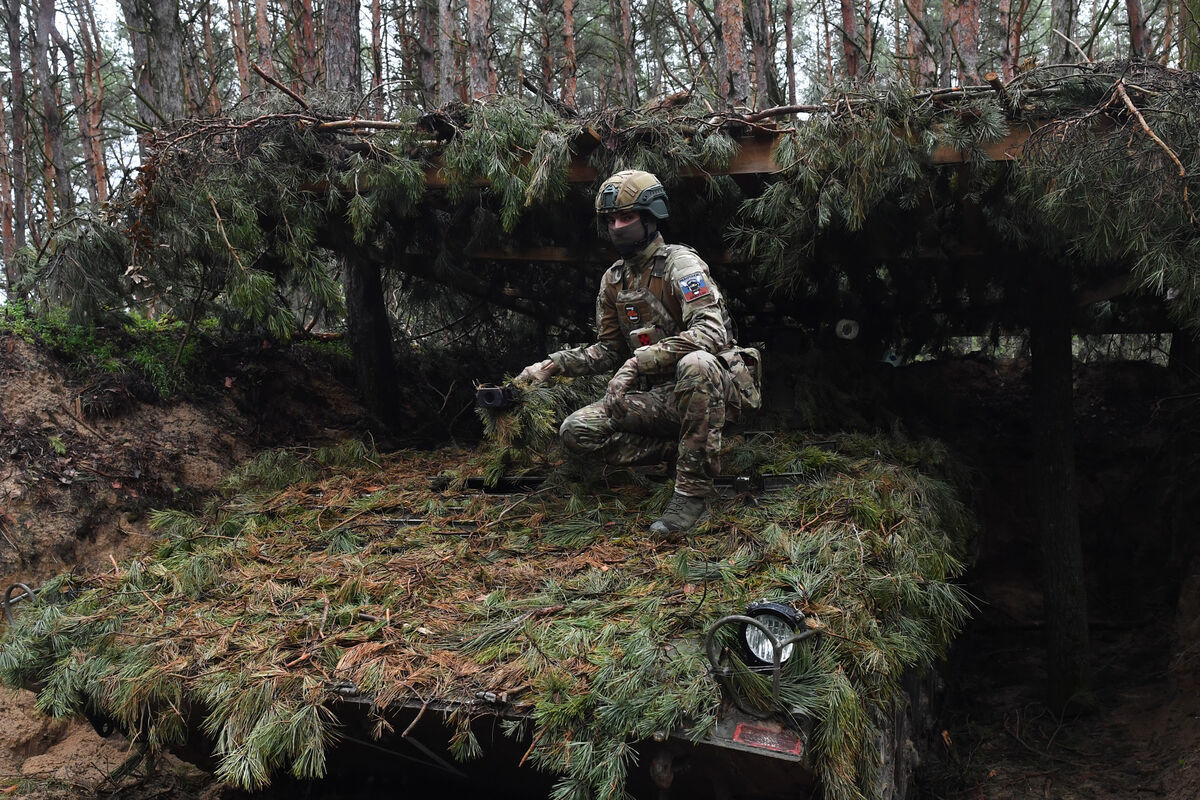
[423, 127, 1032, 189]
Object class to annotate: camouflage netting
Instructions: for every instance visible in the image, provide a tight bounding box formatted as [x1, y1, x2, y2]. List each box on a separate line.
[0, 382, 972, 800]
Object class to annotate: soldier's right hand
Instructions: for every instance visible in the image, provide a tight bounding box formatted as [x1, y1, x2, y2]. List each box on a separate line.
[603, 357, 639, 418]
[514, 359, 561, 387]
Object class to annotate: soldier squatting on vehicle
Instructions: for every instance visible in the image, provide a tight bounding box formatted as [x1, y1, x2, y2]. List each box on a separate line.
[516, 170, 762, 538]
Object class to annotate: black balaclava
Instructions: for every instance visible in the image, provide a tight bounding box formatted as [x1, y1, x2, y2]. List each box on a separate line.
[608, 214, 658, 256]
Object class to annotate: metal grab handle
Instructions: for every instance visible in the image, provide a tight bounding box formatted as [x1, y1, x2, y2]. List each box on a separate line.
[703, 614, 819, 710]
[3, 583, 36, 624]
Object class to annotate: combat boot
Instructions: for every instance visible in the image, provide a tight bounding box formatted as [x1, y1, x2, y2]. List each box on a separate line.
[649, 492, 708, 539]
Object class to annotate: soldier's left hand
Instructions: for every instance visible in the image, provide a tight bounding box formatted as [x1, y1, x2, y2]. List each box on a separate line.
[603, 357, 639, 418]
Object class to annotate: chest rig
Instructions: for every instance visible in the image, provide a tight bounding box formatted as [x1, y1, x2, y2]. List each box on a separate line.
[613, 246, 682, 351]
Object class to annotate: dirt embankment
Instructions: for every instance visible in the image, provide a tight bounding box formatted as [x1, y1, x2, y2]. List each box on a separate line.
[0, 333, 366, 796]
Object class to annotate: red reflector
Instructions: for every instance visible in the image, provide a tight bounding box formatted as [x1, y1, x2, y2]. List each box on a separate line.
[732, 722, 803, 755]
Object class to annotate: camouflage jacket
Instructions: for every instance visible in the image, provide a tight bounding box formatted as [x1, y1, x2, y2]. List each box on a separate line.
[548, 235, 736, 380]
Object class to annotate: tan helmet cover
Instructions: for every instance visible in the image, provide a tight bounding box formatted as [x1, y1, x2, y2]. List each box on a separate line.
[594, 170, 670, 219]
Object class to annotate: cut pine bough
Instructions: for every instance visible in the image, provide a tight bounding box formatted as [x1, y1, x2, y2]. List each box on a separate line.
[0, 433, 973, 800]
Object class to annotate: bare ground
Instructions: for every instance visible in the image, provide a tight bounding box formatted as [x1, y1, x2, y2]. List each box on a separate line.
[1, 332, 1198, 799]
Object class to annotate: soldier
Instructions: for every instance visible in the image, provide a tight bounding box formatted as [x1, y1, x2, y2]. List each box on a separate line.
[516, 170, 761, 538]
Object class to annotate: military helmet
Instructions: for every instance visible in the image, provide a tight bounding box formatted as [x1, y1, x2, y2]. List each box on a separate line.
[594, 170, 670, 220]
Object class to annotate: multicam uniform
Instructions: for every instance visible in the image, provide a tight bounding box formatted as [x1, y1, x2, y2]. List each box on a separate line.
[548, 234, 760, 498]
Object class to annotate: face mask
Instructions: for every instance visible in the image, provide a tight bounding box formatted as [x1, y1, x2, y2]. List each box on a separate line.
[609, 218, 656, 255]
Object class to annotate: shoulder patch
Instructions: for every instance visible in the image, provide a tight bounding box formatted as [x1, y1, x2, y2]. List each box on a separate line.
[678, 272, 711, 303]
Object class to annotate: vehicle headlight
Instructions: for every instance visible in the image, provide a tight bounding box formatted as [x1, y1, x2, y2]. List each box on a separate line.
[741, 601, 804, 667]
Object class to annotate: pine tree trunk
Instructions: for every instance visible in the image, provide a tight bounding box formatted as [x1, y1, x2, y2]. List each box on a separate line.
[298, 0, 318, 86]
[1125, 0, 1151, 56]
[417, 0, 437, 103]
[50, 22, 98, 203]
[0, 105, 16, 283]
[78, 0, 106, 202]
[436, 0, 456, 102]
[254, 0, 275, 76]
[325, 0, 361, 92]
[537, 0, 553, 96]
[839, 0, 860, 78]
[613, 0, 636, 104]
[1030, 264, 1093, 712]
[819, 0, 833, 84]
[325, 0, 399, 428]
[118, 0, 184, 131]
[785, 0, 795, 102]
[342, 250, 402, 428]
[465, 0, 490, 99]
[1182, 0, 1196, 67]
[202, 3, 222, 114]
[228, 0, 251, 96]
[715, 0, 749, 105]
[3, 0, 28, 254]
[1050, 0, 1077, 62]
[947, 0, 979, 82]
[561, 0, 577, 106]
[33, 0, 72, 215]
[745, 0, 781, 106]
[370, 0, 383, 110]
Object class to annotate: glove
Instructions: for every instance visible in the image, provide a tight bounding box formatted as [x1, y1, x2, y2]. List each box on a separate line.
[603, 357, 639, 418]
[514, 358, 561, 387]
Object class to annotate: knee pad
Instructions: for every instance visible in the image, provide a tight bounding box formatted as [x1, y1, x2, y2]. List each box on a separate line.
[559, 412, 594, 454]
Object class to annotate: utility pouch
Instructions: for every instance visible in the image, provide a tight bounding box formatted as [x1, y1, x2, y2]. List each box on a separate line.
[718, 346, 763, 410]
[628, 325, 664, 350]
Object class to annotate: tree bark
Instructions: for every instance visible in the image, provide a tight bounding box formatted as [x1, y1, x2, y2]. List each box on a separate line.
[3, 0, 28, 254]
[50, 19, 98, 203]
[324, 0, 400, 428]
[819, 0, 833, 84]
[1187, 0, 1200, 68]
[784, 0, 795, 102]
[33, 0, 73, 214]
[416, 0, 437, 103]
[715, 0, 749, 105]
[904, 0, 933, 86]
[227, 0, 251, 96]
[0, 103, 16, 284]
[300, 0, 319, 86]
[436, 0, 456, 103]
[343, 248, 403, 427]
[1050, 0, 1077, 62]
[945, 0, 979, 83]
[1125, 0, 1151, 56]
[610, 0, 637, 104]
[253, 0, 275, 76]
[839, 0, 861, 78]
[465, 0, 491, 98]
[118, 0, 184, 131]
[561, 0, 577, 106]
[1030, 263, 1093, 712]
[201, 3, 222, 114]
[371, 0, 383, 110]
[325, 0, 361, 92]
[536, 0, 552, 97]
[745, 0, 781, 106]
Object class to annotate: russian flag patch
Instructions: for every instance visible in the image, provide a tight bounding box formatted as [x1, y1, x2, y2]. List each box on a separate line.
[678, 272, 711, 302]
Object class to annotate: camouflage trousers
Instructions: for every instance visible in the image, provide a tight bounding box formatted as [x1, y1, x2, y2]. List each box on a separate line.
[559, 351, 739, 498]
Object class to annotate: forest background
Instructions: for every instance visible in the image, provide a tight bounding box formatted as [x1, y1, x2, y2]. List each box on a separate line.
[2, 0, 1200, 273]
